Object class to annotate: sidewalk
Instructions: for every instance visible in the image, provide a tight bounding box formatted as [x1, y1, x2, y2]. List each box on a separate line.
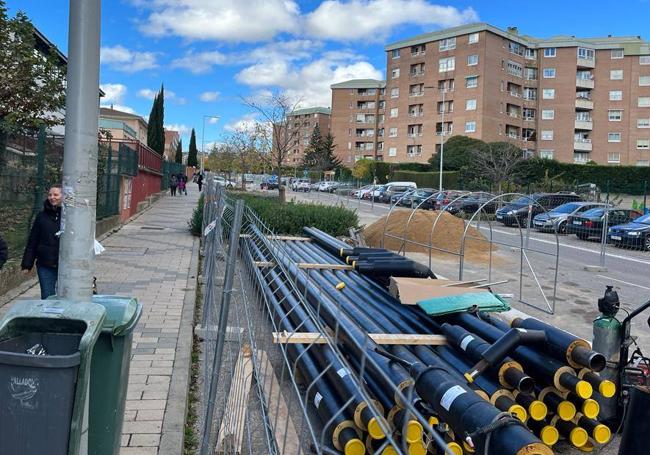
[0, 189, 200, 455]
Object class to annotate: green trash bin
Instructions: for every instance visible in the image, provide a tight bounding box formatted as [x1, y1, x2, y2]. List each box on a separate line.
[89, 295, 143, 455]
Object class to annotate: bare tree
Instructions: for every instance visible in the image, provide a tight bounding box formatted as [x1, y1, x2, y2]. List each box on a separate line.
[243, 92, 302, 202]
[471, 141, 526, 193]
[227, 128, 265, 189]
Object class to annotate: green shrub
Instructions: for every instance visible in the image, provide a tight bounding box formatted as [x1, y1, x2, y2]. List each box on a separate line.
[396, 162, 432, 172]
[391, 170, 460, 189]
[188, 193, 204, 236]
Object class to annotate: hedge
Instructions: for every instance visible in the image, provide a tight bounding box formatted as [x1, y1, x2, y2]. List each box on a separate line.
[391, 170, 459, 189]
[395, 162, 432, 172]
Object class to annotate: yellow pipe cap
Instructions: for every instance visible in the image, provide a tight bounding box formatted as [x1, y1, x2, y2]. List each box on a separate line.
[383, 447, 399, 455]
[529, 400, 548, 421]
[367, 417, 385, 440]
[599, 380, 616, 398]
[428, 416, 439, 427]
[463, 440, 476, 453]
[408, 441, 427, 455]
[557, 401, 577, 421]
[405, 420, 424, 444]
[593, 424, 612, 444]
[570, 427, 589, 448]
[575, 380, 593, 399]
[509, 404, 528, 422]
[336, 282, 346, 290]
[582, 399, 600, 419]
[345, 438, 366, 455]
[540, 425, 560, 446]
[447, 442, 463, 455]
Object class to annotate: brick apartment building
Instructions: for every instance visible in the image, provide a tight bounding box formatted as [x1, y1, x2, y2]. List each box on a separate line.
[330, 23, 650, 166]
[163, 130, 180, 162]
[280, 107, 331, 166]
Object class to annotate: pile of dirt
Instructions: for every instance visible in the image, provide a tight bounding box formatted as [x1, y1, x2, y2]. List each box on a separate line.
[363, 210, 497, 263]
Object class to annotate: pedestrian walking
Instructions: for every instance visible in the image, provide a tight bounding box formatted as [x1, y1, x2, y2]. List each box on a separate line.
[21, 186, 62, 299]
[0, 233, 7, 270]
[178, 174, 186, 195]
[170, 174, 178, 196]
[197, 173, 204, 192]
[182, 174, 188, 194]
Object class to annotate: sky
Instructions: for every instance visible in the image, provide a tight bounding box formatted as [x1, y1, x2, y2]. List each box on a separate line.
[7, 0, 650, 151]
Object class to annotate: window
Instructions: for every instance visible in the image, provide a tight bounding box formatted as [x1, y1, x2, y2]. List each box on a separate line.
[391, 49, 400, 59]
[608, 153, 621, 163]
[466, 99, 477, 110]
[539, 150, 554, 159]
[410, 63, 425, 76]
[638, 160, 650, 166]
[524, 67, 538, 80]
[439, 57, 455, 72]
[439, 37, 456, 51]
[641, 76, 650, 86]
[638, 118, 650, 128]
[523, 88, 537, 100]
[411, 44, 426, 56]
[608, 133, 622, 142]
[544, 48, 556, 57]
[610, 70, 624, 80]
[389, 108, 398, 118]
[543, 68, 556, 78]
[391, 68, 400, 79]
[574, 152, 590, 163]
[409, 83, 424, 96]
[578, 47, 595, 60]
[407, 145, 422, 156]
[641, 56, 650, 65]
[542, 109, 555, 120]
[639, 97, 650, 107]
[608, 110, 623, 121]
[407, 124, 423, 136]
[465, 121, 476, 133]
[609, 90, 623, 101]
[611, 49, 624, 59]
[388, 147, 397, 157]
[388, 127, 398, 137]
[638, 139, 650, 149]
[468, 32, 479, 44]
[508, 42, 524, 56]
[541, 130, 554, 140]
[506, 60, 523, 77]
[466, 76, 478, 88]
[467, 54, 479, 66]
[525, 48, 537, 60]
[390, 87, 399, 98]
[542, 89, 555, 99]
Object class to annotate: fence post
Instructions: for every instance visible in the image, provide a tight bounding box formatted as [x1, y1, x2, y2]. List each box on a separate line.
[644, 180, 648, 214]
[200, 199, 245, 455]
[599, 180, 610, 268]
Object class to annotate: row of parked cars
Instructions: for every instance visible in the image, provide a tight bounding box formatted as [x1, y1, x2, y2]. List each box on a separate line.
[289, 179, 346, 193]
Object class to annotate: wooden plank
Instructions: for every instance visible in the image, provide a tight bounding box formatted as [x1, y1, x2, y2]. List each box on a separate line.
[255, 350, 301, 454]
[253, 261, 275, 268]
[296, 262, 354, 270]
[216, 345, 254, 454]
[273, 331, 447, 345]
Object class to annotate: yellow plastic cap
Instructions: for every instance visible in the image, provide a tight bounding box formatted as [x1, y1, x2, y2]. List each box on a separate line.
[582, 399, 600, 419]
[576, 380, 593, 399]
[352, 261, 357, 268]
[367, 417, 385, 440]
[336, 282, 346, 290]
[383, 447, 399, 455]
[529, 400, 548, 421]
[447, 442, 463, 455]
[408, 441, 427, 455]
[599, 380, 616, 398]
[428, 416, 439, 427]
[345, 438, 366, 455]
[557, 401, 577, 421]
[540, 425, 560, 446]
[570, 427, 589, 448]
[405, 420, 424, 444]
[463, 441, 476, 453]
[593, 424, 612, 444]
[509, 404, 528, 422]
[464, 372, 475, 383]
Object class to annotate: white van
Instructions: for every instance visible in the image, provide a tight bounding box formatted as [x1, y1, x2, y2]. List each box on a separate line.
[378, 181, 417, 203]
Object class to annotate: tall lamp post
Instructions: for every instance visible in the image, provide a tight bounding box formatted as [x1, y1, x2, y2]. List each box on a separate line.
[424, 85, 447, 194]
[201, 115, 220, 173]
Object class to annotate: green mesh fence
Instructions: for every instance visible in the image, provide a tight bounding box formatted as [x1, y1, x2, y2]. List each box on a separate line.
[161, 161, 186, 190]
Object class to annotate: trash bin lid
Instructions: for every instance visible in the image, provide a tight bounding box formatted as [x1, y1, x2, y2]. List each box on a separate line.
[92, 296, 141, 336]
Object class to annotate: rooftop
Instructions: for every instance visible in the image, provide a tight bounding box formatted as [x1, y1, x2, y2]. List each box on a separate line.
[100, 107, 147, 125]
[289, 107, 332, 116]
[330, 79, 386, 89]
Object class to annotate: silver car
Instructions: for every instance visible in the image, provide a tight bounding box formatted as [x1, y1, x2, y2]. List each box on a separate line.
[533, 201, 608, 233]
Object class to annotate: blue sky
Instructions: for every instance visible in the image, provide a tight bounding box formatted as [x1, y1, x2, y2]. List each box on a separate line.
[7, 0, 650, 150]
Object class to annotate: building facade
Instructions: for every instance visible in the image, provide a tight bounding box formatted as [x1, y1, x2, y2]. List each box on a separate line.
[163, 130, 180, 162]
[280, 107, 332, 166]
[331, 23, 650, 166]
[99, 107, 148, 143]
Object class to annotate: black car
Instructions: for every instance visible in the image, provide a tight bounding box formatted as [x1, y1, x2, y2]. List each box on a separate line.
[495, 193, 582, 227]
[608, 213, 650, 250]
[445, 192, 498, 215]
[409, 189, 439, 209]
[567, 208, 642, 240]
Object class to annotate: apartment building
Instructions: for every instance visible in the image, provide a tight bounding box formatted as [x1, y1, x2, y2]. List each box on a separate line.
[330, 79, 386, 165]
[163, 130, 180, 162]
[281, 107, 331, 165]
[331, 23, 650, 166]
[99, 107, 148, 143]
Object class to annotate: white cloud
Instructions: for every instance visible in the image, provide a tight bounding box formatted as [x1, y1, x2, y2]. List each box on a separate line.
[100, 45, 159, 72]
[199, 91, 220, 102]
[305, 0, 479, 41]
[138, 0, 300, 42]
[137, 88, 187, 105]
[106, 104, 137, 115]
[224, 113, 260, 132]
[100, 83, 128, 104]
[165, 123, 192, 136]
[171, 50, 228, 74]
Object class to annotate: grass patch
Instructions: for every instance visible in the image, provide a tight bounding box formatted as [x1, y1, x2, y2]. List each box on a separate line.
[188, 193, 204, 237]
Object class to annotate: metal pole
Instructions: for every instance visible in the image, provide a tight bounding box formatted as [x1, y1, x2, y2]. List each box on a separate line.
[599, 182, 610, 268]
[643, 180, 647, 214]
[438, 87, 445, 194]
[201, 199, 245, 455]
[57, 0, 101, 302]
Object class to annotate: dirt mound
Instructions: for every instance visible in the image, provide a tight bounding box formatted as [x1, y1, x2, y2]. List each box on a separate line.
[363, 209, 496, 263]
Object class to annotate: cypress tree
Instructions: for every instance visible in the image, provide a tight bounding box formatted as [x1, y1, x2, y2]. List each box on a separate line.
[174, 139, 183, 164]
[146, 85, 165, 155]
[187, 128, 198, 167]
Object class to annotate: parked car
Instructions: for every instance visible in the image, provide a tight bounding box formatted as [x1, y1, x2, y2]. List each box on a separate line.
[368, 185, 387, 201]
[291, 179, 310, 191]
[608, 213, 650, 250]
[310, 181, 325, 191]
[352, 184, 376, 199]
[213, 176, 236, 188]
[377, 182, 418, 203]
[318, 181, 340, 193]
[495, 193, 582, 227]
[437, 191, 471, 212]
[567, 208, 642, 240]
[391, 189, 417, 206]
[406, 188, 437, 208]
[532, 202, 608, 233]
[444, 192, 499, 215]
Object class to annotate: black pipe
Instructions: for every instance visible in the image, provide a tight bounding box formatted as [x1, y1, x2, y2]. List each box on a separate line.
[354, 260, 436, 279]
[511, 390, 547, 422]
[537, 386, 576, 421]
[574, 413, 611, 444]
[577, 369, 616, 398]
[549, 415, 588, 448]
[564, 392, 600, 420]
[526, 418, 559, 447]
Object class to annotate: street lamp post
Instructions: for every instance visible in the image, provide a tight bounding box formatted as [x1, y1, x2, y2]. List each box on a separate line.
[438, 87, 446, 194]
[201, 115, 220, 173]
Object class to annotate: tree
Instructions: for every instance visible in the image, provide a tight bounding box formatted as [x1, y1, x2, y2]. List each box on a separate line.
[428, 135, 487, 171]
[146, 85, 165, 155]
[187, 128, 198, 167]
[0, 1, 66, 134]
[322, 133, 341, 170]
[174, 139, 183, 164]
[469, 141, 526, 193]
[352, 158, 373, 180]
[301, 123, 323, 169]
[243, 92, 302, 202]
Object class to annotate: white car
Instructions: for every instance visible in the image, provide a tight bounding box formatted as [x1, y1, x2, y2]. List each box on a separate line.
[291, 179, 311, 192]
[213, 176, 236, 188]
[318, 181, 340, 192]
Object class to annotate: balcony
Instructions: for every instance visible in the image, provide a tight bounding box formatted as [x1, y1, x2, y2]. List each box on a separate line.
[575, 120, 593, 130]
[507, 112, 520, 119]
[408, 111, 424, 118]
[577, 57, 596, 69]
[509, 91, 522, 98]
[574, 139, 593, 151]
[523, 116, 535, 122]
[409, 91, 424, 97]
[575, 98, 594, 110]
[410, 71, 425, 77]
[576, 78, 594, 89]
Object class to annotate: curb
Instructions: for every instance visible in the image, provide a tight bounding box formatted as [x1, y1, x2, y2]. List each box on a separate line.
[159, 235, 199, 454]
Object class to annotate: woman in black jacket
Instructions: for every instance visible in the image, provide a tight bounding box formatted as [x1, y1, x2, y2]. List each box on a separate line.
[21, 186, 62, 299]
